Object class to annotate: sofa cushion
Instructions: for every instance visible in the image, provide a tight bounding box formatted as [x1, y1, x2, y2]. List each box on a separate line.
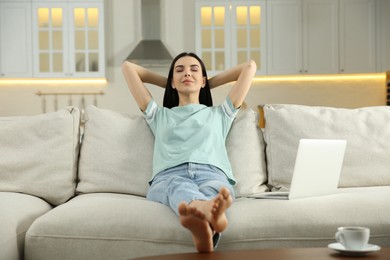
[263, 104, 390, 190]
[77, 106, 267, 197]
[222, 186, 390, 250]
[0, 107, 80, 205]
[25, 193, 194, 260]
[25, 187, 390, 259]
[0, 192, 52, 260]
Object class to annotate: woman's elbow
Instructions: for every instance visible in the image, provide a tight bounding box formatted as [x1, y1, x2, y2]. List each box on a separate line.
[121, 61, 132, 73]
[247, 60, 257, 72]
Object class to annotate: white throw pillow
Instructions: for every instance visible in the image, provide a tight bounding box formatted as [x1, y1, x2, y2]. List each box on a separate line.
[227, 109, 268, 197]
[77, 106, 268, 197]
[263, 104, 390, 190]
[77, 106, 153, 196]
[0, 107, 80, 205]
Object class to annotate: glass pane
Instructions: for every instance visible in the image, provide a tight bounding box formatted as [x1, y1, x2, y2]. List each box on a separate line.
[201, 7, 212, 26]
[215, 52, 225, 70]
[250, 29, 260, 48]
[237, 29, 247, 48]
[52, 31, 63, 50]
[250, 6, 261, 25]
[202, 52, 212, 71]
[74, 8, 85, 28]
[38, 8, 49, 28]
[53, 53, 63, 72]
[214, 7, 224, 26]
[75, 31, 85, 50]
[39, 31, 49, 50]
[75, 53, 85, 72]
[88, 8, 98, 28]
[89, 53, 99, 72]
[251, 50, 261, 68]
[88, 31, 99, 50]
[202, 29, 211, 48]
[237, 51, 247, 64]
[236, 6, 248, 25]
[39, 53, 50, 72]
[215, 29, 224, 48]
[51, 8, 62, 28]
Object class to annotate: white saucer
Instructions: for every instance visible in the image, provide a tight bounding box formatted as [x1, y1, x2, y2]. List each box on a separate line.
[328, 243, 381, 256]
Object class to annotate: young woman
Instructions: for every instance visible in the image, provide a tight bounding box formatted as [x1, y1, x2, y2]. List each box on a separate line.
[122, 52, 256, 252]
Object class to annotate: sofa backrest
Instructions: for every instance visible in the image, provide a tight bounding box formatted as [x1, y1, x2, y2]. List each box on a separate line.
[76, 105, 268, 198]
[4, 103, 387, 204]
[0, 107, 80, 206]
[263, 104, 390, 190]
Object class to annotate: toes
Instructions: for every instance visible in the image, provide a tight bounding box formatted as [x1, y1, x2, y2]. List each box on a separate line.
[220, 187, 230, 199]
[178, 202, 188, 216]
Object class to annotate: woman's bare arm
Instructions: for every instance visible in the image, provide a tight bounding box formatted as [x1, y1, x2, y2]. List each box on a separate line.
[208, 60, 257, 108]
[121, 61, 167, 112]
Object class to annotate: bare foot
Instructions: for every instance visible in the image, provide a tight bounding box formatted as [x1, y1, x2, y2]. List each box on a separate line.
[186, 188, 233, 233]
[210, 187, 233, 233]
[178, 202, 214, 253]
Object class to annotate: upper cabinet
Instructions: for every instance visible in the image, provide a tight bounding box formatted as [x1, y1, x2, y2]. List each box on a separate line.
[266, 0, 303, 75]
[377, 0, 390, 72]
[267, 0, 376, 75]
[0, 2, 33, 78]
[339, 0, 376, 73]
[32, 1, 105, 78]
[195, 0, 266, 75]
[0, 0, 105, 79]
[198, 0, 377, 76]
[302, 0, 339, 74]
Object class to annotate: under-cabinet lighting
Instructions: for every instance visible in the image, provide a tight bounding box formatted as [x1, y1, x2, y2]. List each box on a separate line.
[0, 78, 107, 86]
[253, 73, 385, 82]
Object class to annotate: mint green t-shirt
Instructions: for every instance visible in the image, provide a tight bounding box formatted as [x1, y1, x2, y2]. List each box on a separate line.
[144, 97, 239, 185]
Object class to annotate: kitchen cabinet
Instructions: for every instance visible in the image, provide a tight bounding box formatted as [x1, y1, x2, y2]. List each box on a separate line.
[267, 0, 376, 75]
[267, 0, 339, 75]
[32, 1, 105, 78]
[0, 2, 33, 78]
[377, 0, 390, 72]
[267, 0, 302, 75]
[195, 0, 266, 75]
[302, 0, 339, 74]
[339, 0, 376, 73]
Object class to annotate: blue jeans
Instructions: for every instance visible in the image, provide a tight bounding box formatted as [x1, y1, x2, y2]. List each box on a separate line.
[147, 162, 235, 216]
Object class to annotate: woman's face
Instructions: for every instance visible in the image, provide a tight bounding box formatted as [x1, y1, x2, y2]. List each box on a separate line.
[172, 56, 206, 95]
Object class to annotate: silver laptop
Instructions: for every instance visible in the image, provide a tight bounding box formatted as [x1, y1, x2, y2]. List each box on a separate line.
[254, 139, 347, 200]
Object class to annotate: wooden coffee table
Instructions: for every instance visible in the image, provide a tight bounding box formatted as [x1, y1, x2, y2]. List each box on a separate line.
[132, 247, 389, 260]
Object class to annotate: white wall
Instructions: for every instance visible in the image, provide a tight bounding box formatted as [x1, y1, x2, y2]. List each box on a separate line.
[0, 0, 386, 117]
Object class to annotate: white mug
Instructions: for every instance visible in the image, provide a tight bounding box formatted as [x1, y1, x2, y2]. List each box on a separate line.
[335, 226, 370, 250]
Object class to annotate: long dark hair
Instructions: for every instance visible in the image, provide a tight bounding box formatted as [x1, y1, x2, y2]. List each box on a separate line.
[163, 52, 213, 108]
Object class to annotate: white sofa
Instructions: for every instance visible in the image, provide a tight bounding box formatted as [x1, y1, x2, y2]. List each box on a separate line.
[1, 104, 390, 260]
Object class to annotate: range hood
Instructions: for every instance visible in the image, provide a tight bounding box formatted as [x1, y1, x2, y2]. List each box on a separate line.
[126, 0, 172, 67]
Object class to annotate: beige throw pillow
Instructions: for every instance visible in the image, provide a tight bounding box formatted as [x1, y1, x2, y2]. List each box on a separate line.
[263, 104, 390, 190]
[0, 107, 80, 205]
[77, 106, 268, 197]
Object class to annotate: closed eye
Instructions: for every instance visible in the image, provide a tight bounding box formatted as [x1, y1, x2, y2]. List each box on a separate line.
[190, 65, 199, 72]
[175, 65, 184, 72]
